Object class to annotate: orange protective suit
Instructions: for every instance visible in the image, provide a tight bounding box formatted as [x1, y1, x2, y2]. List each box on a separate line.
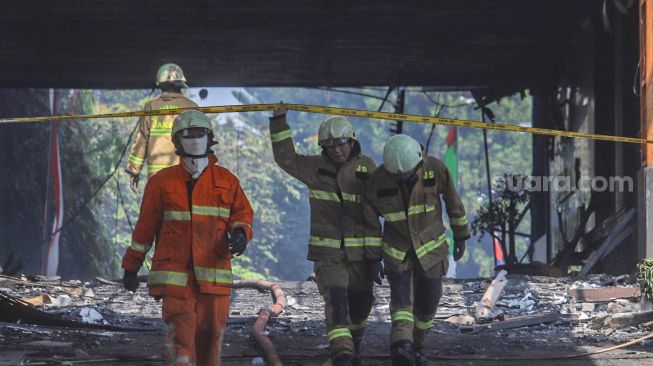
[122, 153, 254, 365]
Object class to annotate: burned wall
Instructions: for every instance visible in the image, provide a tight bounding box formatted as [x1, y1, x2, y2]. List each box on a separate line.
[0, 89, 112, 280]
[532, 5, 641, 275]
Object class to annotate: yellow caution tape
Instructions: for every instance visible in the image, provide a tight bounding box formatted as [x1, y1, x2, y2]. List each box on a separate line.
[1, 103, 651, 144]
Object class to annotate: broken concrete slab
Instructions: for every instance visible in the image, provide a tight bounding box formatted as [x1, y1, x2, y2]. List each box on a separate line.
[605, 310, 653, 328]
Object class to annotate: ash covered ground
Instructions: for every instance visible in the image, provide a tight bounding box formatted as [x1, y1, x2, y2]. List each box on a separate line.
[1, 274, 652, 365]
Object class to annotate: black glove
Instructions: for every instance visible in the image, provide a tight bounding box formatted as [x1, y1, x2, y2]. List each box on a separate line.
[228, 228, 248, 256]
[123, 270, 139, 292]
[453, 239, 466, 261]
[368, 260, 385, 285]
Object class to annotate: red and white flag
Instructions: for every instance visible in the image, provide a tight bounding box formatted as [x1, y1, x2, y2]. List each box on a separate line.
[43, 90, 64, 276]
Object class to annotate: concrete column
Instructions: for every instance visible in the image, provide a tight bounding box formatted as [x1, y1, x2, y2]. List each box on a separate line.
[638, 168, 653, 260]
[639, 0, 653, 260]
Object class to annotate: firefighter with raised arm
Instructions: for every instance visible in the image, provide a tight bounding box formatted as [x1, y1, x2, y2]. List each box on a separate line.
[269, 104, 382, 366]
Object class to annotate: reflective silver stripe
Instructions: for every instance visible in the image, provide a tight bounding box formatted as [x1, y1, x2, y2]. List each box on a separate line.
[165, 324, 176, 365]
[164, 211, 191, 221]
[148, 271, 188, 287]
[309, 236, 341, 249]
[391, 311, 415, 322]
[365, 237, 382, 247]
[416, 234, 447, 259]
[175, 355, 192, 365]
[341, 192, 361, 203]
[344, 237, 365, 247]
[415, 318, 433, 330]
[450, 215, 468, 226]
[271, 129, 292, 143]
[327, 328, 352, 341]
[192, 205, 230, 218]
[194, 266, 233, 285]
[129, 240, 151, 254]
[383, 211, 407, 222]
[382, 242, 407, 262]
[309, 190, 341, 202]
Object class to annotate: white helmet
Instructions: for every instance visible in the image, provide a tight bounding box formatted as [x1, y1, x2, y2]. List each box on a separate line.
[383, 135, 423, 174]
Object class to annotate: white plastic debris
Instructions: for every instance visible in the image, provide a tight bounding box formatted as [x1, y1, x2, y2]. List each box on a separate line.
[53, 295, 72, 307]
[286, 295, 297, 306]
[497, 291, 537, 311]
[252, 356, 266, 366]
[79, 307, 103, 324]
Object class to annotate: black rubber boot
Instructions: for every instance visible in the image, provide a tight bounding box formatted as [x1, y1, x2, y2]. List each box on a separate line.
[352, 341, 362, 366]
[333, 353, 354, 366]
[414, 347, 429, 366]
[390, 341, 415, 366]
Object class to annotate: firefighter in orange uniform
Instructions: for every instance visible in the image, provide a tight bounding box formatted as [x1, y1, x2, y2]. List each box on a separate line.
[122, 110, 254, 366]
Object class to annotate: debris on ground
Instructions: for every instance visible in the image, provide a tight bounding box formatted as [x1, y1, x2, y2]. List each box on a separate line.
[1, 273, 652, 365]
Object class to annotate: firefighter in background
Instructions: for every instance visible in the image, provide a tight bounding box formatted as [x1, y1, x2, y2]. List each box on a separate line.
[362, 134, 469, 366]
[269, 104, 382, 366]
[126, 63, 198, 192]
[122, 110, 253, 366]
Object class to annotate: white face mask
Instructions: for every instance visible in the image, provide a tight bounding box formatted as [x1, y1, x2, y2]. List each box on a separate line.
[180, 136, 208, 156]
[182, 156, 209, 179]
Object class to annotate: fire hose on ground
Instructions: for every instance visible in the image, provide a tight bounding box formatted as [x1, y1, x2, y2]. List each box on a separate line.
[233, 279, 287, 366]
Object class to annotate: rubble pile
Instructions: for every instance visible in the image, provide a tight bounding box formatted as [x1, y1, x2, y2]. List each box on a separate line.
[1, 273, 652, 365]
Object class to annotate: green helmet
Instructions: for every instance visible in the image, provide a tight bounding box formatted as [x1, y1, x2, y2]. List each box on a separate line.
[172, 110, 216, 157]
[318, 116, 356, 146]
[156, 63, 188, 88]
[172, 110, 213, 136]
[383, 134, 423, 174]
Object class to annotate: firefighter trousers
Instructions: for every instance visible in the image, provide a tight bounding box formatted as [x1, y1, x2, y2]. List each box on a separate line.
[161, 281, 230, 366]
[385, 251, 447, 348]
[314, 253, 375, 359]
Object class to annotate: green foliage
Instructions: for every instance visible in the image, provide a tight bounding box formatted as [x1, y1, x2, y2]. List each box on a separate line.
[74, 87, 532, 280]
[638, 259, 653, 302]
[472, 174, 530, 266]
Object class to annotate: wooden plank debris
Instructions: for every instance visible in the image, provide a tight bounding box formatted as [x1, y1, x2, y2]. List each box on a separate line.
[568, 287, 641, 302]
[579, 209, 635, 277]
[462, 313, 580, 333]
[0, 291, 153, 332]
[476, 270, 508, 323]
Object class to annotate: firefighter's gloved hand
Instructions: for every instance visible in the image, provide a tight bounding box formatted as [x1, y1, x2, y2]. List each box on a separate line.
[128, 173, 140, 193]
[273, 101, 288, 117]
[367, 260, 384, 285]
[228, 228, 248, 256]
[123, 270, 139, 292]
[453, 239, 466, 261]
